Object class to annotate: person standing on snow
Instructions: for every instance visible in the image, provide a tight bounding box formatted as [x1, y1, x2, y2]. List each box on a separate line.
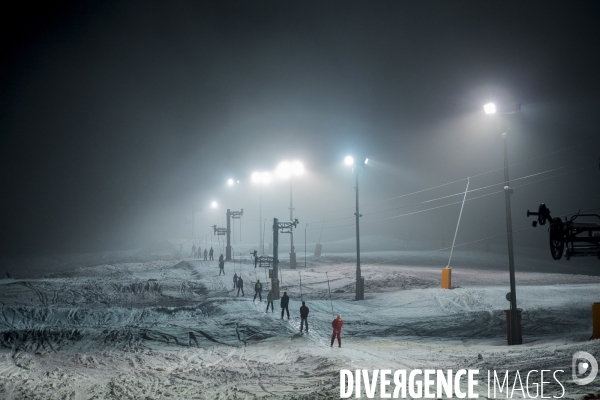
[253, 280, 263, 302]
[280, 291, 290, 320]
[236, 276, 244, 296]
[300, 301, 309, 332]
[251, 250, 258, 268]
[204, 248, 208, 260]
[266, 290, 274, 312]
[219, 253, 224, 263]
[197, 245, 201, 259]
[330, 314, 343, 348]
[218, 259, 225, 275]
[233, 273, 238, 289]
[209, 247, 214, 260]
[191, 244, 196, 258]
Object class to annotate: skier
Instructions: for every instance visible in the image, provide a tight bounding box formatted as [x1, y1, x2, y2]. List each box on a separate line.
[237, 276, 244, 296]
[219, 260, 225, 275]
[219, 253, 224, 263]
[280, 291, 290, 320]
[330, 314, 343, 348]
[251, 250, 258, 268]
[209, 247, 214, 260]
[266, 290, 274, 312]
[191, 244, 196, 258]
[197, 245, 201, 259]
[204, 248, 208, 260]
[300, 301, 309, 332]
[253, 280, 263, 302]
[233, 273, 238, 289]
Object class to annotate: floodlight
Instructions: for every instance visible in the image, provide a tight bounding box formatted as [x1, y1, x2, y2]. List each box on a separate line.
[211, 201, 218, 208]
[364, 158, 369, 165]
[276, 161, 291, 179]
[227, 179, 234, 186]
[344, 156, 354, 166]
[291, 160, 304, 175]
[484, 103, 496, 115]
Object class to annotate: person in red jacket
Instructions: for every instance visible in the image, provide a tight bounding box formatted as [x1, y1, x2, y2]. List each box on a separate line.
[331, 314, 343, 347]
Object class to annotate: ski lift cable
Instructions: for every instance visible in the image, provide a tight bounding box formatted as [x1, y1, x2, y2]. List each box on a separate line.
[303, 159, 596, 225]
[357, 161, 597, 219]
[366, 206, 600, 267]
[359, 136, 600, 209]
[302, 138, 600, 220]
[305, 161, 597, 228]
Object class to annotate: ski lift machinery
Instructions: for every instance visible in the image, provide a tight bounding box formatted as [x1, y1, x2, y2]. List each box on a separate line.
[527, 203, 600, 260]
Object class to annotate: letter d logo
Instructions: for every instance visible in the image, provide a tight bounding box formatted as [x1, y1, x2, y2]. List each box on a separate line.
[573, 351, 598, 385]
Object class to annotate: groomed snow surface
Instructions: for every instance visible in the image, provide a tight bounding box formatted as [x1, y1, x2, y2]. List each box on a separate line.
[1, 240, 599, 399]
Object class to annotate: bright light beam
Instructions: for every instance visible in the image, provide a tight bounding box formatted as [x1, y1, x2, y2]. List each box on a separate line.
[484, 103, 496, 114]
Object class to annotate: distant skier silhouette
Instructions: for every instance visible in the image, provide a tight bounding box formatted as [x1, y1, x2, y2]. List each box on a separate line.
[300, 301, 309, 332]
[191, 244, 196, 258]
[219, 260, 225, 275]
[253, 280, 263, 302]
[236, 276, 244, 296]
[280, 291, 290, 320]
[266, 290, 274, 312]
[209, 247, 214, 260]
[204, 249, 208, 260]
[251, 250, 258, 268]
[233, 273, 238, 289]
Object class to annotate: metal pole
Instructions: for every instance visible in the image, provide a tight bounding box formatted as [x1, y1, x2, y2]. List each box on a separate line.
[259, 186, 263, 255]
[503, 132, 519, 345]
[354, 167, 362, 300]
[326, 272, 334, 317]
[447, 178, 470, 268]
[290, 178, 296, 268]
[226, 209, 231, 261]
[273, 218, 279, 299]
[263, 219, 267, 255]
[305, 223, 307, 269]
[299, 272, 303, 300]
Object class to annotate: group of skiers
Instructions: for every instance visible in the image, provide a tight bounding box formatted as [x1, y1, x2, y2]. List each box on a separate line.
[188, 244, 214, 261]
[231, 274, 344, 347]
[186, 247, 345, 347]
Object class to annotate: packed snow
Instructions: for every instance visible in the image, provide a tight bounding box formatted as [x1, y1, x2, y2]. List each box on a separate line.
[1, 238, 599, 399]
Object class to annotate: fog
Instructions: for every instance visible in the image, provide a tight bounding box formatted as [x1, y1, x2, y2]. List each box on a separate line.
[1, 1, 599, 258]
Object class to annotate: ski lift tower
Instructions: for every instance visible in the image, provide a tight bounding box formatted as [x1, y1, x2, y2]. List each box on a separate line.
[212, 209, 244, 261]
[272, 217, 299, 299]
[226, 209, 243, 260]
[212, 224, 227, 246]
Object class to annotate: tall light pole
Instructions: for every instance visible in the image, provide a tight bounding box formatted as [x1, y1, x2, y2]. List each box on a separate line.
[276, 160, 304, 268]
[252, 171, 272, 254]
[345, 155, 368, 300]
[485, 102, 521, 345]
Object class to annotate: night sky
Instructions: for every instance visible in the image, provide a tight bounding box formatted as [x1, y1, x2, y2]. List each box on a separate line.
[2, 1, 599, 257]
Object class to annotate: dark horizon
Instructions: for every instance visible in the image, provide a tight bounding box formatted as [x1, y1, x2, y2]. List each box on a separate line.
[1, 1, 599, 257]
